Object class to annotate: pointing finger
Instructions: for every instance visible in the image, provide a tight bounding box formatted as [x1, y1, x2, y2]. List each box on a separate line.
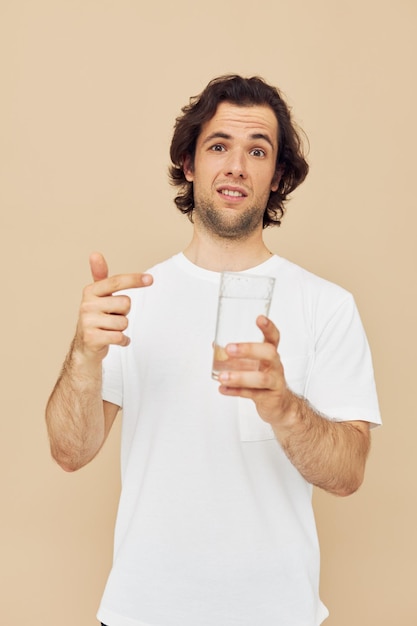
[92, 272, 153, 297]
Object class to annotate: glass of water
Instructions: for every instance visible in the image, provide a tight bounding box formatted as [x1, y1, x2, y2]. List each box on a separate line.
[212, 272, 275, 380]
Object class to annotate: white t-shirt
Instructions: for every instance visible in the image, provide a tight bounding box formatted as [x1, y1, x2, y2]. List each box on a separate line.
[97, 253, 381, 626]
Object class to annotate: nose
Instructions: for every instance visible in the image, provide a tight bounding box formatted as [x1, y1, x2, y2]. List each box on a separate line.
[224, 149, 247, 179]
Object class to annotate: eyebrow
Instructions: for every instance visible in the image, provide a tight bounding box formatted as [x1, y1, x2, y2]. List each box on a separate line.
[202, 131, 275, 150]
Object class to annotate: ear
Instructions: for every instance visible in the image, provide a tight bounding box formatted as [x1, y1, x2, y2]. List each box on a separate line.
[183, 154, 194, 182]
[270, 167, 282, 192]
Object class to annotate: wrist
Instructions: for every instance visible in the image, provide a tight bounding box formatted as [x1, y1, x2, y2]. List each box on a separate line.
[271, 391, 307, 438]
[67, 340, 104, 382]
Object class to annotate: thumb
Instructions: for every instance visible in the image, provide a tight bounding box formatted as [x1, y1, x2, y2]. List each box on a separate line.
[257, 315, 280, 348]
[89, 252, 109, 282]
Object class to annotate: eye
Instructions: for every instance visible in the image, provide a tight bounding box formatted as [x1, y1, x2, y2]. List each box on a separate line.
[250, 148, 266, 157]
[210, 144, 226, 152]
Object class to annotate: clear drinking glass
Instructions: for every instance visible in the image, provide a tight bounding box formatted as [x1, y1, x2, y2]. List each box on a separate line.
[212, 272, 275, 380]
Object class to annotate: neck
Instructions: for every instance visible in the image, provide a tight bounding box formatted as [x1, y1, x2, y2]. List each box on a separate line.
[183, 229, 273, 272]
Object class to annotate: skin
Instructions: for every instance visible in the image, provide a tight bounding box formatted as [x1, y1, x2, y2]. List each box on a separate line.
[183, 103, 280, 270]
[46, 102, 370, 495]
[46, 253, 152, 471]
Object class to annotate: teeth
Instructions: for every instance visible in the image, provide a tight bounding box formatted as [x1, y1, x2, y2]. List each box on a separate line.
[221, 189, 244, 197]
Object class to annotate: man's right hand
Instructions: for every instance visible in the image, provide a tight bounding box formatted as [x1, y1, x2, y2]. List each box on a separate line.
[73, 252, 153, 361]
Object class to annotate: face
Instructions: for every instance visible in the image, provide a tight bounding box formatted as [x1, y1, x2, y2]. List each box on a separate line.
[183, 102, 280, 240]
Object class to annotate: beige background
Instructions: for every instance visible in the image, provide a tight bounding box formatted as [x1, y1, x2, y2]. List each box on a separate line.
[1, 1, 416, 624]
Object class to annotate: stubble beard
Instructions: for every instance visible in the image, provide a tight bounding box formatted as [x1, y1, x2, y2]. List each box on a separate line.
[193, 196, 266, 241]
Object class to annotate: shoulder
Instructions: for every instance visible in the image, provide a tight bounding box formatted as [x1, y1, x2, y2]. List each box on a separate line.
[272, 255, 352, 304]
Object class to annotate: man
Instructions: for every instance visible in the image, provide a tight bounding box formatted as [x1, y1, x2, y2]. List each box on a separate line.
[46, 75, 381, 626]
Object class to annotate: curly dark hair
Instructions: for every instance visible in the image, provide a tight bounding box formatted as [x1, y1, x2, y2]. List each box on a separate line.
[169, 74, 309, 228]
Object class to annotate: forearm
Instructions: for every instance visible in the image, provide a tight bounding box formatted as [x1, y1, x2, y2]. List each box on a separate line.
[45, 341, 106, 472]
[45, 255, 152, 470]
[273, 393, 371, 496]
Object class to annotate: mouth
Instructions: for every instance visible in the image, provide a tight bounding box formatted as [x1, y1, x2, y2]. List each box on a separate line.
[217, 185, 248, 199]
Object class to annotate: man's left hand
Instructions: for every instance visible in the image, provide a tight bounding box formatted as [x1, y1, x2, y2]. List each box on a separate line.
[217, 315, 298, 428]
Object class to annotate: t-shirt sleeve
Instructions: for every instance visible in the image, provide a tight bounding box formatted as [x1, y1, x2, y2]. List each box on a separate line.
[102, 344, 123, 408]
[305, 293, 381, 427]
